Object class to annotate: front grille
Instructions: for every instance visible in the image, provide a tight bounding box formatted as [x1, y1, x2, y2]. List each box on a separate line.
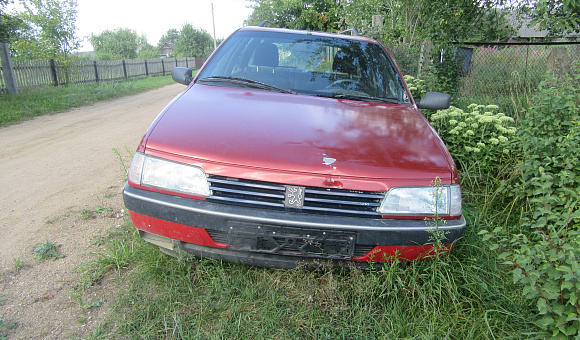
[206, 175, 383, 218]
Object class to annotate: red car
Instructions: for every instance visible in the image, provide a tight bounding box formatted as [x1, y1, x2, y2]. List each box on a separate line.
[123, 26, 465, 268]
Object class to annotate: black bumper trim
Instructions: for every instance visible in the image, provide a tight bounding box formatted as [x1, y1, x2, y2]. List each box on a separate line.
[123, 184, 466, 247]
[159, 235, 365, 269]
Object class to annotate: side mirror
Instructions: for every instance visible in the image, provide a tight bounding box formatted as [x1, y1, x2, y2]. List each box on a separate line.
[417, 92, 451, 110]
[172, 67, 193, 85]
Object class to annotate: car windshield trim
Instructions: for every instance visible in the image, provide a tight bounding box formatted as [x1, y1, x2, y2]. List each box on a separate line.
[197, 76, 296, 94]
[315, 93, 401, 104]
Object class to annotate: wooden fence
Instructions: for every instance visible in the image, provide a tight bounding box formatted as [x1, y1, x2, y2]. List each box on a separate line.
[0, 57, 205, 93]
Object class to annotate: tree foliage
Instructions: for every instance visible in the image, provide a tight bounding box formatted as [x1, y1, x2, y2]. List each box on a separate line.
[158, 28, 179, 48]
[137, 41, 159, 59]
[344, 0, 512, 47]
[173, 23, 213, 58]
[344, 0, 424, 45]
[530, 0, 579, 34]
[492, 0, 579, 36]
[246, 0, 343, 32]
[13, 0, 80, 60]
[246, 0, 513, 45]
[89, 28, 143, 60]
[1, 0, 25, 43]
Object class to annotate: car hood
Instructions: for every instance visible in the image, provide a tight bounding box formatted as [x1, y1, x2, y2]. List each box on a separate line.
[145, 84, 452, 180]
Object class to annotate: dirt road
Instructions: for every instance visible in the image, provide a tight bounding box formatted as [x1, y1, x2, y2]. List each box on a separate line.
[0, 83, 185, 338]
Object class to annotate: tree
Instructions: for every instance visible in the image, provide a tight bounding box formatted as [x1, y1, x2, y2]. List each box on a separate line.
[158, 28, 179, 47]
[1, 0, 21, 93]
[532, 0, 579, 34]
[174, 23, 213, 58]
[246, 0, 512, 46]
[1, 0, 24, 43]
[89, 28, 140, 60]
[14, 0, 80, 59]
[420, 0, 502, 43]
[344, 0, 424, 45]
[343, 0, 511, 47]
[506, 0, 580, 35]
[138, 40, 159, 59]
[246, 0, 343, 32]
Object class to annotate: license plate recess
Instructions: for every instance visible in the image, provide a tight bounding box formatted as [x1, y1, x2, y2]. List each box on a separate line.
[226, 222, 355, 259]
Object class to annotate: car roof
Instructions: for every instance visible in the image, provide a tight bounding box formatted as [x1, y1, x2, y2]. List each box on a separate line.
[238, 26, 380, 44]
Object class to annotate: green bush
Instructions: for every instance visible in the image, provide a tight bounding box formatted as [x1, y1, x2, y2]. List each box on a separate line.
[429, 104, 516, 176]
[480, 69, 580, 339]
[403, 75, 427, 100]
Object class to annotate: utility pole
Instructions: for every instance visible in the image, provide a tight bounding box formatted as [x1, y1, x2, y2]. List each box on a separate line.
[211, 3, 217, 50]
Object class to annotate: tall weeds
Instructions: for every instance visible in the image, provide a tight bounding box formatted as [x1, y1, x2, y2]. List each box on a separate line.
[82, 231, 535, 338]
[480, 67, 580, 339]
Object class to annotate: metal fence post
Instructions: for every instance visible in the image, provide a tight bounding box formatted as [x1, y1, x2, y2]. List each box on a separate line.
[145, 59, 149, 77]
[0, 42, 19, 93]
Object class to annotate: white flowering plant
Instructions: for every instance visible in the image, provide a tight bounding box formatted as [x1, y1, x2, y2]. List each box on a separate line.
[403, 75, 427, 101]
[429, 104, 516, 174]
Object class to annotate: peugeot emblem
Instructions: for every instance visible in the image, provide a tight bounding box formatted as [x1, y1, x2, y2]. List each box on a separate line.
[285, 186, 305, 208]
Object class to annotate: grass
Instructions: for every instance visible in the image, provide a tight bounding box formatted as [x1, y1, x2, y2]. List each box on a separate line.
[46, 207, 74, 225]
[73, 214, 540, 339]
[0, 75, 174, 127]
[80, 204, 115, 220]
[0, 316, 17, 340]
[112, 146, 134, 182]
[80, 192, 122, 220]
[12, 257, 23, 272]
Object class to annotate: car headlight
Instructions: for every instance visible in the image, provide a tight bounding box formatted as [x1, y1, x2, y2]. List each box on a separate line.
[128, 152, 211, 197]
[378, 185, 461, 216]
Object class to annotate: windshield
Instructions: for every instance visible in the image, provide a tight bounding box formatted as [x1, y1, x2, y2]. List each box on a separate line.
[197, 30, 411, 104]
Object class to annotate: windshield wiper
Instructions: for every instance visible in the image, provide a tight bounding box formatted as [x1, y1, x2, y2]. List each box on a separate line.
[197, 76, 295, 94]
[317, 93, 400, 104]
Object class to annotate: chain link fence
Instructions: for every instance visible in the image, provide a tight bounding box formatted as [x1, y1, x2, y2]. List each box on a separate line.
[384, 44, 421, 78]
[386, 41, 579, 115]
[457, 42, 580, 102]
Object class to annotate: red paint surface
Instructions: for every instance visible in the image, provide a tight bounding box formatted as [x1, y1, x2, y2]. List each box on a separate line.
[130, 212, 226, 249]
[143, 84, 457, 190]
[353, 244, 454, 262]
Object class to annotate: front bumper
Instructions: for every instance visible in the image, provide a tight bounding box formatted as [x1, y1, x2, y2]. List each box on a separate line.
[123, 184, 466, 268]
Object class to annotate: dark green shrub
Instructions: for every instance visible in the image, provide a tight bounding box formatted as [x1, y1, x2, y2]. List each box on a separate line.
[480, 68, 580, 339]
